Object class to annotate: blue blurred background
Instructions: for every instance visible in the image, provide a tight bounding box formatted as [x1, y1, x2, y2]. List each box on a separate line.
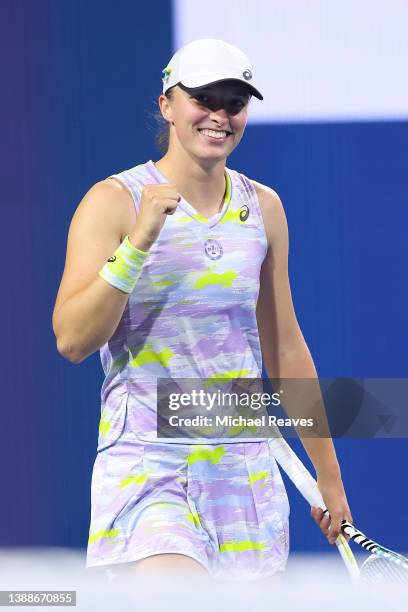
[2, 0, 407, 559]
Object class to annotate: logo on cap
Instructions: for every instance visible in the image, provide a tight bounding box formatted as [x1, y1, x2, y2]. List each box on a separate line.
[162, 67, 172, 83]
[243, 69, 252, 81]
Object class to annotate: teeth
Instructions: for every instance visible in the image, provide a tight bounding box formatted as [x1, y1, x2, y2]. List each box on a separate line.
[199, 129, 228, 139]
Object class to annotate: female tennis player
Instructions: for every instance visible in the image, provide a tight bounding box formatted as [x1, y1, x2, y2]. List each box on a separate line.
[52, 38, 352, 581]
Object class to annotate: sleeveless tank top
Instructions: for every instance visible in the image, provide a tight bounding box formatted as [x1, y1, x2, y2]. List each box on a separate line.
[97, 159, 268, 451]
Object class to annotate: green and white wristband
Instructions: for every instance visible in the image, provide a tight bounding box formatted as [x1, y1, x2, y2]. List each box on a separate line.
[99, 235, 149, 294]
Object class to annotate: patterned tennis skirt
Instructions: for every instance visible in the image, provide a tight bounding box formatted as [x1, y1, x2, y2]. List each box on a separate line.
[86, 421, 290, 581]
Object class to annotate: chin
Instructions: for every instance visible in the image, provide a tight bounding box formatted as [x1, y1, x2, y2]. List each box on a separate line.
[195, 151, 229, 164]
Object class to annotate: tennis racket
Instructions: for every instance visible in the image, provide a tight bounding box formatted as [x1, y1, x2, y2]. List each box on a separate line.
[268, 436, 408, 584]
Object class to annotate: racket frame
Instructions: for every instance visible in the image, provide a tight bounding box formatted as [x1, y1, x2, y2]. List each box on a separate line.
[268, 436, 360, 581]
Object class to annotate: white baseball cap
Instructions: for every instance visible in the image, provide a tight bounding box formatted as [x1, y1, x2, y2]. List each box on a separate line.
[161, 38, 263, 100]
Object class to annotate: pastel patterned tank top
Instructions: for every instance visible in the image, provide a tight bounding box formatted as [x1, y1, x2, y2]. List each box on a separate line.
[97, 159, 268, 450]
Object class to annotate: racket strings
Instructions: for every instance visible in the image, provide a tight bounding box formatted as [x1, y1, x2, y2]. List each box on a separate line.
[342, 521, 408, 573]
[269, 437, 408, 585]
[361, 555, 408, 585]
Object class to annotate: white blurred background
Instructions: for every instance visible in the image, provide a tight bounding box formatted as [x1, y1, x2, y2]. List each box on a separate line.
[0, 550, 405, 611]
[174, 0, 408, 122]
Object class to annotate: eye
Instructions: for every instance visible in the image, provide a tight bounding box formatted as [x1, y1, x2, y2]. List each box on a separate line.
[194, 94, 209, 103]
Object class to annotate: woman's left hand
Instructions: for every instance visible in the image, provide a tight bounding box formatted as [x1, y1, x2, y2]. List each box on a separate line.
[311, 472, 353, 545]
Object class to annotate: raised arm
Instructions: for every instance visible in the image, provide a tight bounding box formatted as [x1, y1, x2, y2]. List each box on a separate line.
[52, 177, 181, 363]
[52, 179, 137, 363]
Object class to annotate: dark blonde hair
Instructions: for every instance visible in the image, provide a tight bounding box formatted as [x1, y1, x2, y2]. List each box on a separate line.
[147, 86, 176, 154]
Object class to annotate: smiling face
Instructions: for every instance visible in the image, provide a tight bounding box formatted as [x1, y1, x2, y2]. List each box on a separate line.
[159, 80, 252, 164]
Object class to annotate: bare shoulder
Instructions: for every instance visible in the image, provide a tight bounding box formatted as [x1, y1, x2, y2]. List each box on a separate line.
[250, 179, 288, 246]
[52, 178, 136, 322]
[251, 179, 285, 216]
[82, 178, 137, 241]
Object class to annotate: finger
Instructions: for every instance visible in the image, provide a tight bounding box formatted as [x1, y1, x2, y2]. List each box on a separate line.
[320, 513, 331, 531]
[310, 506, 324, 522]
[328, 515, 343, 544]
[162, 202, 180, 214]
[314, 512, 330, 541]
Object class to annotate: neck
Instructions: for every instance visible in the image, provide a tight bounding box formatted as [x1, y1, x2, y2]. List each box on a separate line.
[154, 148, 227, 211]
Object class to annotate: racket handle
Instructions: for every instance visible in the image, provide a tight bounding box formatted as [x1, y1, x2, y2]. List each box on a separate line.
[269, 437, 360, 581]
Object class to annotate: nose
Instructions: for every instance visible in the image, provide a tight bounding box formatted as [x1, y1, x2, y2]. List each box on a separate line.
[208, 106, 230, 125]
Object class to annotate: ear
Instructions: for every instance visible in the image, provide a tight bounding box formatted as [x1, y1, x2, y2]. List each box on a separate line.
[158, 94, 173, 124]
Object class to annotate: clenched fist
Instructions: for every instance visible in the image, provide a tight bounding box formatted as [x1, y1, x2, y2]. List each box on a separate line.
[128, 184, 181, 251]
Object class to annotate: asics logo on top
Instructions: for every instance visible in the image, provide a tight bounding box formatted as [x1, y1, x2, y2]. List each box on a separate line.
[239, 205, 250, 222]
[108, 256, 117, 262]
